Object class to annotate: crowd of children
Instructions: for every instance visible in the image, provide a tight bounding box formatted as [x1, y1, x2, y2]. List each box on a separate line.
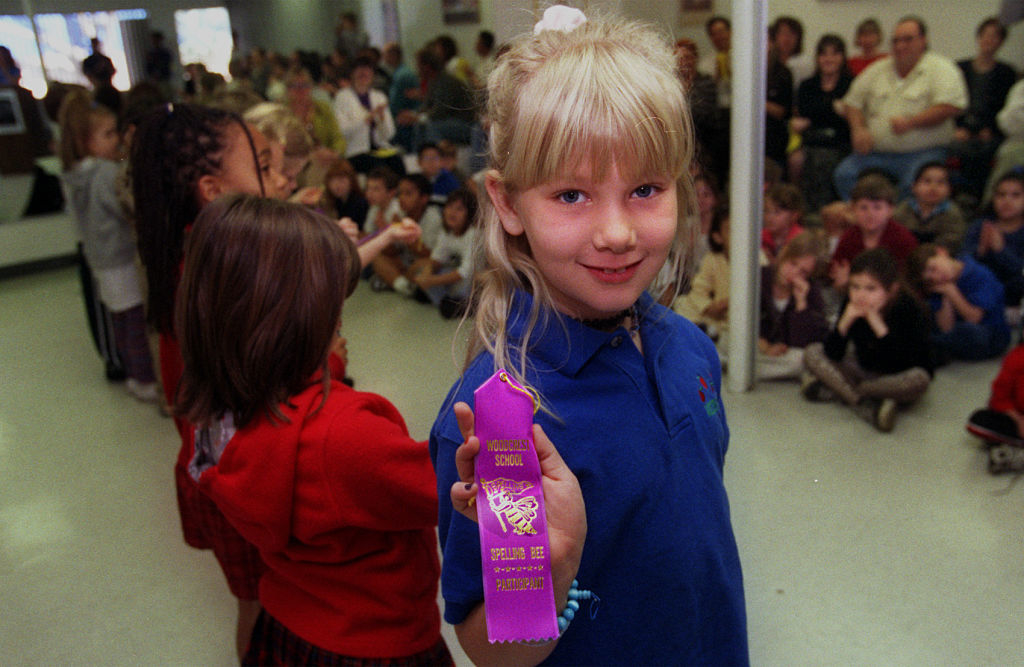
[22, 2, 1024, 664]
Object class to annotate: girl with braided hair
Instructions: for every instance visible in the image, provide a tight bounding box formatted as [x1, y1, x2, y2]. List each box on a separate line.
[131, 103, 283, 658]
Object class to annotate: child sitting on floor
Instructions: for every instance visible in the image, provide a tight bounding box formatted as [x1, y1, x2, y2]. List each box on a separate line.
[756, 230, 830, 380]
[962, 170, 1024, 308]
[892, 161, 966, 253]
[803, 248, 933, 432]
[674, 207, 731, 341]
[411, 188, 479, 318]
[830, 174, 919, 290]
[907, 243, 1010, 361]
[371, 173, 442, 296]
[762, 182, 805, 262]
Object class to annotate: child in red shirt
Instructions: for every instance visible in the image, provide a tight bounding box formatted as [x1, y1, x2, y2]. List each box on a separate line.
[762, 182, 805, 262]
[831, 173, 918, 289]
[175, 194, 450, 664]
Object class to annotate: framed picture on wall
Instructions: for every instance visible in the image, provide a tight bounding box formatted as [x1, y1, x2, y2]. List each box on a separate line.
[443, 0, 480, 25]
[680, 0, 714, 25]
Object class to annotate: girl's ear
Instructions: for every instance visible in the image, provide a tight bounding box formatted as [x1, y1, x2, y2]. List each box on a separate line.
[485, 170, 524, 236]
[196, 174, 222, 207]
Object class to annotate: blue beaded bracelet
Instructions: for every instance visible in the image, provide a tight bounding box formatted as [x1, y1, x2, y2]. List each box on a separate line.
[557, 580, 596, 633]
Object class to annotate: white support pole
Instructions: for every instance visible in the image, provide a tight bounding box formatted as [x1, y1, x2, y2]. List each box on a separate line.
[726, 0, 767, 393]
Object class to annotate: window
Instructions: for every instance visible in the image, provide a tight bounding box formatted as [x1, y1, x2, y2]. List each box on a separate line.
[174, 7, 232, 77]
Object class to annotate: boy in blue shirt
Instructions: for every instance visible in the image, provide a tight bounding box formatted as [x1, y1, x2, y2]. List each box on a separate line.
[908, 243, 1010, 361]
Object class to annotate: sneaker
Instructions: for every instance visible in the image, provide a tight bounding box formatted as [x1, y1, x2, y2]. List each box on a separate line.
[800, 372, 824, 401]
[874, 398, 897, 433]
[393, 276, 415, 297]
[126, 379, 161, 404]
[989, 443, 1024, 474]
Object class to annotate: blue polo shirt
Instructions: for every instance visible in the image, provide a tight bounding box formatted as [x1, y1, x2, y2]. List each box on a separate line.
[429, 291, 748, 665]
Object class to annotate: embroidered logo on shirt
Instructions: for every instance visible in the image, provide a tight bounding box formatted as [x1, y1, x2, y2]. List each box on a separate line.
[698, 375, 720, 417]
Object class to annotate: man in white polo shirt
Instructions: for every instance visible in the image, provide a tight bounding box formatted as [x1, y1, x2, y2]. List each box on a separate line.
[833, 16, 967, 200]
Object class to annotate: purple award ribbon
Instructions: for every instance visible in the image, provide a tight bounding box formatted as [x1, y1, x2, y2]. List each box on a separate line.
[474, 369, 558, 643]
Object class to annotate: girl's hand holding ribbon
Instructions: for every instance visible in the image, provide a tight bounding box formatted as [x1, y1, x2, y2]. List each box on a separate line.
[449, 401, 587, 571]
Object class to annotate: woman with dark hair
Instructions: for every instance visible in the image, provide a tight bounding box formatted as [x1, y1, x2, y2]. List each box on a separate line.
[952, 17, 1017, 197]
[789, 34, 854, 211]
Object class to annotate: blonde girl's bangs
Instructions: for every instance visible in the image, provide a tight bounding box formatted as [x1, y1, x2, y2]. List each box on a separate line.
[499, 28, 692, 192]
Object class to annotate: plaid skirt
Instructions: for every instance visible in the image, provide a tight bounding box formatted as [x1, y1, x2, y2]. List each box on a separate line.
[243, 610, 454, 667]
[174, 435, 265, 600]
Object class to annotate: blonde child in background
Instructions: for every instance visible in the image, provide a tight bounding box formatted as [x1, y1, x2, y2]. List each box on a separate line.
[892, 161, 966, 253]
[411, 188, 479, 318]
[819, 200, 854, 255]
[762, 182, 806, 262]
[804, 248, 933, 432]
[430, 7, 747, 665]
[59, 89, 159, 403]
[243, 101, 315, 201]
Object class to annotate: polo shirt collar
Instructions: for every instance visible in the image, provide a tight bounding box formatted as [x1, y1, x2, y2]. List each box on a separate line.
[507, 290, 657, 377]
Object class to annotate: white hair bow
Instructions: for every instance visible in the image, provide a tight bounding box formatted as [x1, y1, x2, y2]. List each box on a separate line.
[533, 5, 587, 35]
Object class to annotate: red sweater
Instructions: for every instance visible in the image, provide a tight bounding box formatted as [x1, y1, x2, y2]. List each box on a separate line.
[195, 378, 441, 657]
[831, 219, 918, 273]
[990, 345, 1024, 413]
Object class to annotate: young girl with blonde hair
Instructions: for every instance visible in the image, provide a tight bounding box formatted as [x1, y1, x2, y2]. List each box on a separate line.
[429, 7, 747, 665]
[59, 89, 158, 401]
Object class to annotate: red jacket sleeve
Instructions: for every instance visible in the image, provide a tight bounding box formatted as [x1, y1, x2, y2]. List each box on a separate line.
[315, 392, 439, 531]
[990, 346, 1024, 413]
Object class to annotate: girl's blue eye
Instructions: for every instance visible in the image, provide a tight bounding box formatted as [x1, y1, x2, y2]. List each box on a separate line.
[558, 190, 582, 204]
[634, 184, 656, 198]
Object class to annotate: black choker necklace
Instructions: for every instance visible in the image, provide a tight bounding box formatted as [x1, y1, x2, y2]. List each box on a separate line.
[578, 307, 633, 332]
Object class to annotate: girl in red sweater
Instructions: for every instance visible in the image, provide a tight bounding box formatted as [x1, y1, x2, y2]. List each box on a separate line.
[175, 194, 449, 665]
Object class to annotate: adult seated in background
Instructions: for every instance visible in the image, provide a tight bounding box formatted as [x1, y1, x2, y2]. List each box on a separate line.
[699, 16, 732, 111]
[285, 68, 346, 186]
[984, 79, 1024, 203]
[333, 57, 404, 176]
[770, 16, 813, 96]
[385, 43, 420, 153]
[676, 38, 728, 189]
[789, 34, 854, 212]
[833, 16, 967, 201]
[951, 17, 1017, 199]
[414, 48, 476, 148]
[847, 18, 886, 76]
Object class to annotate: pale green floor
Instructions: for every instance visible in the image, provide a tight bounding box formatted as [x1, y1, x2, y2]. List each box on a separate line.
[2, 266, 1022, 666]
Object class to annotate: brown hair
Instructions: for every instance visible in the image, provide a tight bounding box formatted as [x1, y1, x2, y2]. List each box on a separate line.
[850, 173, 897, 204]
[57, 88, 117, 170]
[175, 194, 361, 428]
[324, 158, 364, 200]
[765, 182, 805, 216]
[775, 229, 826, 268]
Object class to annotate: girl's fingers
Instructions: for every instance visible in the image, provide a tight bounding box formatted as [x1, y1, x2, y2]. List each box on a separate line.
[454, 401, 474, 442]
